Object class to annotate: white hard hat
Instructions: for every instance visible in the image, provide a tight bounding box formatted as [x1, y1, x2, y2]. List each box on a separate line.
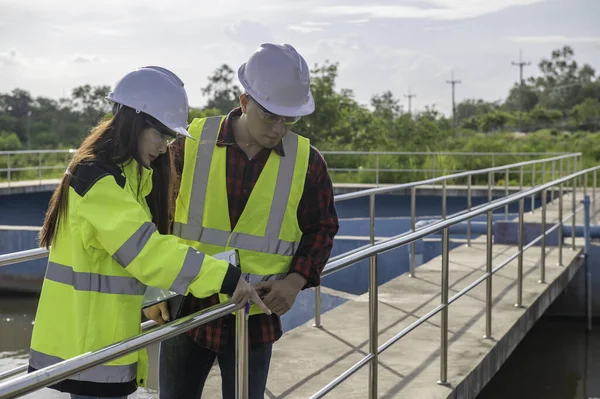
[106, 66, 192, 139]
[238, 43, 315, 117]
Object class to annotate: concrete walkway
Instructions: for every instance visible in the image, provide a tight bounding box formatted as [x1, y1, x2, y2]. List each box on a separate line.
[198, 191, 590, 398]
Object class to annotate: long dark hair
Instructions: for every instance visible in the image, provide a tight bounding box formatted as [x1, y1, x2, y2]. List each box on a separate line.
[39, 106, 176, 248]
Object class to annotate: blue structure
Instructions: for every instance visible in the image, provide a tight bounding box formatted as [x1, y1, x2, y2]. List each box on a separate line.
[1, 187, 597, 333]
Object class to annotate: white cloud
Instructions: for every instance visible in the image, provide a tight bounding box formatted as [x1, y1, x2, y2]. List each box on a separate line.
[344, 19, 370, 24]
[70, 54, 105, 64]
[224, 20, 275, 48]
[288, 21, 330, 33]
[314, 0, 546, 20]
[506, 35, 600, 43]
[0, 49, 26, 67]
[289, 26, 323, 33]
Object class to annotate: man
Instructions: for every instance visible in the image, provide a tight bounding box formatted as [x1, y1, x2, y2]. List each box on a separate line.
[145, 43, 339, 398]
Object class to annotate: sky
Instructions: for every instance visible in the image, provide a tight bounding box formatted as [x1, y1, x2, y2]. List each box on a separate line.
[0, 0, 598, 116]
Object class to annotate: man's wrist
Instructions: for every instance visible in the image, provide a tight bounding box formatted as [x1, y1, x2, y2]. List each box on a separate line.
[285, 272, 307, 291]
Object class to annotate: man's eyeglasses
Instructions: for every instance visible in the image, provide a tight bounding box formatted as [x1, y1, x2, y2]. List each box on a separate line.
[248, 96, 301, 126]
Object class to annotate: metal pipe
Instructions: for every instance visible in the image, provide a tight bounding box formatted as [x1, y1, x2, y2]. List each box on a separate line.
[558, 183, 564, 266]
[594, 170, 597, 223]
[235, 307, 249, 398]
[438, 228, 450, 385]
[375, 154, 380, 185]
[467, 175, 472, 247]
[592, 170, 597, 223]
[442, 179, 447, 219]
[516, 198, 524, 307]
[0, 247, 49, 267]
[488, 171, 492, 202]
[368, 193, 377, 399]
[540, 189, 547, 284]
[484, 210, 493, 339]
[542, 162, 546, 186]
[410, 186, 417, 276]
[333, 153, 578, 203]
[505, 168, 509, 220]
[321, 166, 597, 278]
[378, 304, 446, 354]
[551, 160, 556, 203]
[583, 195, 592, 331]
[0, 303, 240, 399]
[368, 255, 378, 398]
[520, 166, 524, 192]
[309, 354, 375, 399]
[531, 164, 536, 214]
[313, 285, 322, 328]
[0, 366, 27, 382]
[573, 175, 577, 250]
[370, 194, 375, 245]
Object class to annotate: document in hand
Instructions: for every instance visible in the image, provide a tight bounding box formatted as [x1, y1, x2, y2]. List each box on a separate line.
[141, 249, 240, 319]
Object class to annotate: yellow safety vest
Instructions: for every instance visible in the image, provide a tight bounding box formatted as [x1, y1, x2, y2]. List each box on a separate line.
[29, 158, 235, 397]
[173, 116, 310, 315]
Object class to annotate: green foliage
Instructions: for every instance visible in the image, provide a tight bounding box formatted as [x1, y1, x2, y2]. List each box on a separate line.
[1, 45, 599, 184]
[0, 131, 22, 150]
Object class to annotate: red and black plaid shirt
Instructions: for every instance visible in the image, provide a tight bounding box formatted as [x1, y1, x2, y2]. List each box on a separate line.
[170, 107, 339, 353]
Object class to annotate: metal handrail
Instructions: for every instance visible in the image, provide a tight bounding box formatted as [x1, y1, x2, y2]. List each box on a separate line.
[324, 167, 590, 275]
[321, 151, 570, 156]
[0, 303, 243, 399]
[1, 150, 581, 188]
[334, 152, 580, 202]
[309, 166, 598, 398]
[2, 165, 592, 398]
[0, 154, 591, 397]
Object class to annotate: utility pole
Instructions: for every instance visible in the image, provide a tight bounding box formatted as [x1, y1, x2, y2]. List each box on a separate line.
[446, 71, 461, 127]
[404, 88, 416, 117]
[512, 49, 531, 133]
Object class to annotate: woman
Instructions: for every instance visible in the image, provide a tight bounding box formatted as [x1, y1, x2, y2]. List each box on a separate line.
[28, 66, 269, 399]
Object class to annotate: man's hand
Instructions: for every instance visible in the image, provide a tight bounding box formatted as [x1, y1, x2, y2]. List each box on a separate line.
[143, 302, 170, 325]
[254, 274, 306, 316]
[231, 276, 272, 315]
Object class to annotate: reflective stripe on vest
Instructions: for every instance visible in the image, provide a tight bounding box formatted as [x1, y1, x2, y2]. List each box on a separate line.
[172, 117, 300, 257]
[29, 349, 137, 383]
[45, 261, 146, 295]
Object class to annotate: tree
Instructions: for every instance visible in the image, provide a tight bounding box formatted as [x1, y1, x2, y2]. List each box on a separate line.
[456, 99, 500, 122]
[0, 131, 22, 150]
[529, 45, 597, 112]
[504, 82, 540, 113]
[371, 91, 402, 120]
[201, 64, 242, 114]
[570, 98, 600, 131]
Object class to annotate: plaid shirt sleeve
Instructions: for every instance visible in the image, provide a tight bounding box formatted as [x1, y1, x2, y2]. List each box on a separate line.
[287, 146, 340, 289]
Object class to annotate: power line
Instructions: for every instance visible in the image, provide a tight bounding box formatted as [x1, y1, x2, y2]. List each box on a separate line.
[446, 71, 461, 127]
[511, 49, 531, 133]
[404, 88, 416, 116]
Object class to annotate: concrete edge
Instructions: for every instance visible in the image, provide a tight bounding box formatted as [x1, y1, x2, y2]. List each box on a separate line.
[448, 249, 585, 399]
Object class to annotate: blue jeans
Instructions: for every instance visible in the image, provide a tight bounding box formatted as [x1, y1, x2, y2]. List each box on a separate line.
[158, 332, 272, 399]
[70, 396, 127, 399]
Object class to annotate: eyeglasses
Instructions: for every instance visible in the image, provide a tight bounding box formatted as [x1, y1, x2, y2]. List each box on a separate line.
[146, 118, 178, 147]
[249, 97, 301, 126]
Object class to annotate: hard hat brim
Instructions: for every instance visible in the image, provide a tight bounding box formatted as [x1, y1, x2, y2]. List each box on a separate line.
[170, 125, 194, 140]
[238, 63, 316, 118]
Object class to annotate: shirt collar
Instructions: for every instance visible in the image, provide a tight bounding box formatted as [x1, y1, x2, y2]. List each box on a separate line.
[216, 107, 285, 157]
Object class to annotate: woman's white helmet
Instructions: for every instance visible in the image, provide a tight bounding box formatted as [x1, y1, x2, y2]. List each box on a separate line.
[106, 66, 192, 139]
[238, 43, 315, 117]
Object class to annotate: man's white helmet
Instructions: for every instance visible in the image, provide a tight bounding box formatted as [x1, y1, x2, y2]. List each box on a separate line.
[238, 43, 315, 117]
[106, 66, 192, 139]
